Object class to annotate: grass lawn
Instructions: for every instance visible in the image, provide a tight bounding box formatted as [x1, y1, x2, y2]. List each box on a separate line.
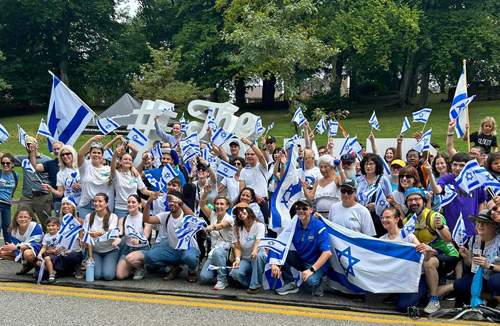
[1, 93, 499, 211]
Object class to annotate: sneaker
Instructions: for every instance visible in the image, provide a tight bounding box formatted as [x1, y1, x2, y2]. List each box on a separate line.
[133, 267, 145, 280]
[276, 282, 299, 295]
[247, 287, 262, 294]
[74, 268, 84, 279]
[48, 275, 56, 284]
[443, 291, 456, 301]
[214, 281, 228, 290]
[312, 285, 324, 297]
[423, 300, 440, 314]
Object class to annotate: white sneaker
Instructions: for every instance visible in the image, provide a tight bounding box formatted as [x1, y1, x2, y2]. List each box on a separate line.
[423, 300, 440, 314]
[214, 281, 228, 290]
[133, 268, 145, 280]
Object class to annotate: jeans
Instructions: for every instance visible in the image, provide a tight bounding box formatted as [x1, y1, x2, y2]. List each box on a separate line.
[0, 202, 12, 243]
[145, 241, 200, 274]
[200, 248, 228, 284]
[397, 276, 428, 312]
[229, 251, 267, 289]
[454, 272, 500, 302]
[282, 250, 324, 289]
[93, 249, 119, 281]
[78, 200, 94, 220]
[114, 208, 129, 219]
[53, 200, 61, 218]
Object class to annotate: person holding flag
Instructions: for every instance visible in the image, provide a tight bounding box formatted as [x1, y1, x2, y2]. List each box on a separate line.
[218, 157, 245, 203]
[261, 135, 277, 163]
[182, 158, 217, 218]
[271, 198, 332, 297]
[392, 166, 429, 218]
[446, 120, 487, 166]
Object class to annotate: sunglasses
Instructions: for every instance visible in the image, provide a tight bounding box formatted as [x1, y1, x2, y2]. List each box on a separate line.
[61, 152, 72, 157]
[340, 188, 355, 195]
[266, 141, 274, 145]
[1, 161, 12, 166]
[492, 206, 498, 212]
[399, 175, 414, 179]
[234, 162, 242, 166]
[197, 169, 207, 172]
[295, 206, 309, 211]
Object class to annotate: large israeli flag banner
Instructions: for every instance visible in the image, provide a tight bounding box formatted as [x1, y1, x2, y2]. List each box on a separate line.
[450, 68, 475, 138]
[322, 217, 423, 294]
[47, 75, 93, 145]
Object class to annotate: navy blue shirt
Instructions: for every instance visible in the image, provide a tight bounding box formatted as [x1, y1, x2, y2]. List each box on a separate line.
[42, 158, 61, 202]
[292, 217, 331, 270]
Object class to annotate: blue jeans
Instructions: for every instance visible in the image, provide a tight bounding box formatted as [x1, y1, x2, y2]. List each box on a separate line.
[397, 276, 428, 312]
[200, 248, 228, 284]
[78, 200, 94, 220]
[114, 208, 129, 219]
[282, 251, 324, 289]
[93, 249, 119, 281]
[145, 242, 200, 274]
[0, 202, 12, 243]
[53, 200, 61, 217]
[230, 251, 267, 289]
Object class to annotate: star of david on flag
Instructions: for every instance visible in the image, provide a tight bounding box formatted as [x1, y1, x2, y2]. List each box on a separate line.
[315, 116, 327, 134]
[368, 111, 380, 131]
[217, 160, 238, 178]
[0, 123, 9, 144]
[126, 128, 147, 147]
[374, 188, 389, 216]
[412, 108, 432, 123]
[96, 117, 120, 135]
[450, 67, 475, 138]
[291, 108, 306, 127]
[161, 164, 178, 185]
[412, 129, 432, 154]
[257, 238, 287, 256]
[126, 225, 148, 243]
[455, 160, 482, 193]
[180, 133, 200, 154]
[57, 214, 82, 250]
[211, 127, 234, 147]
[452, 213, 468, 246]
[401, 214, 417, 239]
[181, 121, 189, 134]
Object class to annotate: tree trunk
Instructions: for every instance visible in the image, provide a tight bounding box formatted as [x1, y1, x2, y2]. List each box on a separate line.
[235, 77, 246, 108]
[398, 53, 418, 107]
[59, 3, 71, 86]
[210, 89, 219, 102]
[349, 71, 360, 102]
[410, 64, 419, 98]
[262, 71, 276, 108]
[437, 74, 447, 93]
[329, 57, 344, 98]
[417, 63, 431, 109]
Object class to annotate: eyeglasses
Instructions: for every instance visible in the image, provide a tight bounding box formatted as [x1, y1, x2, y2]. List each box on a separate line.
[245, 153, 255, 156]
[61, 152, 72, 157]
[340, 188, 355, 195]
[305, 157, 314, 160]
[266, 141, 273, 145]
[492, 206, 498, 212]
[399, 175, 414, 179]
[1, 162, 12, 166]
[476, 220, 495, 226]
[380, 216, 396, 220]
[295, 206, 309, 211]
[364, 162, 376, 166]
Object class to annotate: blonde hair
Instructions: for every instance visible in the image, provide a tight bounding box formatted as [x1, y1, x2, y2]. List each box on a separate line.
[57, 145, 78, 170]
[479, 116, 497, 136]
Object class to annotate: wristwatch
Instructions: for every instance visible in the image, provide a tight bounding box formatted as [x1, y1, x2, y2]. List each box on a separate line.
[16, 244, 21, 250]
[489, 264, 495, 271]
[436, 225, 444, 230]
[309, 266, 316, 273]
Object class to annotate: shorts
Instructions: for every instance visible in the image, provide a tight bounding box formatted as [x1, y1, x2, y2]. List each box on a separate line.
[120, 244, 149, 261]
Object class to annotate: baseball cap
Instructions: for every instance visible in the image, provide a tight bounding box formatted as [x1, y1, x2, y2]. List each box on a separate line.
[294, 197, 313, 207]
[340, 153, 356, 163]
[341, 178, 358, 190]
[266, 135, 276, 143]
[391, 159, 405, 168]
[229, 140, 240, 147]
[25, 136, 37, 145]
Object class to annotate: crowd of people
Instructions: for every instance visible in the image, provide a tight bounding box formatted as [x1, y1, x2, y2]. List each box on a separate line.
[0, 113, 500, 315]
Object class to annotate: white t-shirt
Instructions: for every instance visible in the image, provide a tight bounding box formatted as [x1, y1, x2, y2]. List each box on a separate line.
[160, 211, 199, 251]
[78, 160, 112, 207]
[155, 212, 169, 244]
[83, 212, 118, 253]
[380, 232, 416, 244]
[197, 180, 218, 206]
[113, 171, 146, 210]
[42, 233, 61, 250]
[123, 213, 148, 248]
[208, 211, 234, 255]
[221, 177, 240, 203]
[240, 163, 268, 198]
[233, 221, 266, 260]
[56, 168, 81, 204]
[328, 202, 376, 236]
[302, 166, 321, 187]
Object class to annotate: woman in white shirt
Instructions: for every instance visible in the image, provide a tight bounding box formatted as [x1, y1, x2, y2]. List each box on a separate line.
[84, 193, 119, 281]
[199, 184, 234, 291]
[218, 157, 245, 203]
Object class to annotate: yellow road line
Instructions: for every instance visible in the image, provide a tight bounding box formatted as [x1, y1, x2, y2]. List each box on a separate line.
[0, 283, 487, 325]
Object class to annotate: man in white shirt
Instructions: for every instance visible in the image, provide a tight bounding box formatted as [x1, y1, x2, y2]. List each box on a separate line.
[328, 178, 376, 236]
[302, 149, 321, 189]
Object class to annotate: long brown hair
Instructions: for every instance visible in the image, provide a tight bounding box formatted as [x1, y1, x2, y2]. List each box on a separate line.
[8, 207, 35, 233]
[233, 206, 261, 242]
[88, 193, 112, 231]
[397, 166, 421, 192]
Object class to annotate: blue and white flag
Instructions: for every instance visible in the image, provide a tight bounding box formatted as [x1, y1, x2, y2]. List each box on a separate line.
[150, 142, 162, 160]
[0, 123, 9, 144]
[175, 215, 207, 250]
[37, 118, 53, 139]
[126, 225, 148, 243]
[284, 135, 300, 149]
[57, 214, 82, 250]
[348, 136, 363, 155]
[47, 75, 93, 145]
[207, 265, 233, 271]
[22, 159, 37, 174]
[179, 113, 186, 127]
[207, 118, 218, 133]
[182, 145, 199, 164]
[268, 122, 275, 131]
[450, 68, 475, 138]
[323, 217, 423, 294]
[412, 129, 432, 154]
[368, 111, 380, 131]
[291, 108, 306, 127]
[257, 238, 287, 256]
[82, 226, 95, 246]
[181, 121, 189, 134]
[161, 164, 179, 184]
[412, 108, 432, 123]
[439, 184, 458, 207]
[374, 188, 389, 216]
[103, 148, 114, 162]
[270, 144, 303, 233]
[145, 173, 160, 190]
[339, 135, 353, 156]
[401, 214, 417, 239]
[452, 213, 468, 246]
[37, 259, 45, 285]
[95, 227, 120, 243]
[18, 125, 28, 147]
[255, 116, 265, 136]
[126, 128, 147, 147]
[455, 160, 482, 193]
[401, 117, 411, 135]
[207, 107, 214, 120]
[201, 148, 218, 169]
[96, 117, 120, 135]
[379, 154, 391, 176]
[474, 167, 500, 195]
[315, 116, 327, 134]
[160, 106, 174, 114]
[328, 121, 339, 138]
[10, 222, 43, 263]
[356, 185, 379, 205]
[211, 127, 234, 147]
[217, 160, 238, 178]
[180, 133, 200, 152]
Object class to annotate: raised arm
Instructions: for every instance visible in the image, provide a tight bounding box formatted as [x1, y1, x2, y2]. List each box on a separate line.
[368, 132, 378, 155]
[109, 149, 119, 180]
[78, 135, 104, 167]
[446, 120, 458, 157]
[241, 137, 267, 166]
[143, 194, 161, 224]
[29, 143, 45, 172]
[423, 160, 443, 195]
[304, 120, 312, 149]
[395, 134, 403, 160]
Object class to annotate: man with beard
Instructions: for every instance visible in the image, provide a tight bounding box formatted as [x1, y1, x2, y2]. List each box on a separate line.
[271, 198, 332, 297]
[403, 187, 458, 314]
[340, 153, 357, 179]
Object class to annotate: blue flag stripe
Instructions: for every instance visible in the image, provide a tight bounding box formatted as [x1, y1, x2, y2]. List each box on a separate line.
[59, 106, 92, 144]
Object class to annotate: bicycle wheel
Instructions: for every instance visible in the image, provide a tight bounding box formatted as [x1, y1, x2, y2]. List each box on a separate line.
[428, 307, 468, 320]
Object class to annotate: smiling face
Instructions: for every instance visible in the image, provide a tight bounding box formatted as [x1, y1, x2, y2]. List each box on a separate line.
[230, 144, 240, 157]
[60, 149, 73, 167]
[160, 153, 173, 166]
[120, 153, 133, 169]
[245, 148, 257, 166]
[363, 160, 376, 175]
[232, 159, 244, 172]
[295, 203, 312, 221]
[475, 219, 497, 236]
[52, 142, 62, 158]
[319, 162, 333, 178]
[16, 210, 32, 228]
[384, 149, 394, 162]
[127, 196, 141, 213]
[434, 157, 448, 175]
[451, 161, 466, 177]
[390, 164, 402, 177]
[90, 148, 103, 165]
[399, 173, 415, 190]
[46, 220, 61, 235]
[406, 194, 424, 215]
[406, 151, 419, 167]
[482, 122, 494, 135]
[1, 157, 13, 173]
[61, 202, 74, 215]
[381, 210, 398, 230]
[172, 124, 182, 137]
[93, 195, 108, 213]
[491, 207, 500, 223]
[236, 208, 249, 222]
[214, 198, 229, 215]
[240, 190, 253, 204]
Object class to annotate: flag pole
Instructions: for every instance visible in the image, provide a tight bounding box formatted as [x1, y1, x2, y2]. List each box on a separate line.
[421, 121, 427, 133]
[463, 60, 471, 152]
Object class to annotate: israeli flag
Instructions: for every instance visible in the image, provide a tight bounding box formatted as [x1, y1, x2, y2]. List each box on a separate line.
[217, 160, 238, 178]
[96, 227, 121, 243]
[323, 217, 422, 294]
[455, 160, 482, 193]
[37, 118, 54, 139]
[328, 121, 339, 138]
[474, 167, 500, 194]
[47, 75, 93, 145]
[126, 128, 147, 147]
[207, 265, 232, 271]
[257, 238, 287, 256]
[150, 142, 162, 160]
[57, 214, 82, 250]
[211, 127, 234, 147]
[18, 125, 28, 147]
[0, 123, 9, 144]
[356, 186, 379, 205]
[339, 135, 353, 156]
[22, 159, 37, 174]
[160, 106, 174, 114]
[179, 113, 186, 127]
[161, 164, 179, 184]
[401, 214, 417, 239]
[182, 146, 198, 164]
[181, 121, 189, 134]
[270, 144, 303, 233]
[126, 225, 148, 243]
[379, 154, 391, 176]
[82, 226, 95, 246]
[452, 213, 468, 246]
[291, 108, 306, 127]
[401, 117, 411, 135]
[180, 133, 200, 152]
[207, 118, 218, 133]
[412, 129, 432, 154]
[412, 108, 432, 123]
[207, 107, 214, 120]
[374, 188, 389, 216]
[368, 111, 380, 131]
[348, 136, 363, 155]
[96, 117, 120, 135]
[145, 173, 160, 190]
[103, 148, 114, 162]
[284, 135, 300, 149]
[439, 184, 458, 207]
[315, 116, 327, 134]
[268, 122, 275, 131]
[202, 148, 218, 169]
[450, 68, 475, 138]
[175, 216, 206, 250]
[255, 116, 265, 136]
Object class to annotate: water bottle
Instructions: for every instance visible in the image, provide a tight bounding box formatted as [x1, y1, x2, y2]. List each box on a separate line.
[471, 248, 481, 274]
[86, 261, 95, 282]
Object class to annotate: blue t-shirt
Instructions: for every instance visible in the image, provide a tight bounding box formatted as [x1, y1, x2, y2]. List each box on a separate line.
[0, 171, 19, 204]
[292, 217, 331, 271]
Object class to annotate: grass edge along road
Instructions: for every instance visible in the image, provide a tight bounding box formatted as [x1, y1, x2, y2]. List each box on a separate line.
[0, 282, 489, 326]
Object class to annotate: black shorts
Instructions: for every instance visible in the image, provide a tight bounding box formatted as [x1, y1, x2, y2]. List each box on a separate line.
[436, 254, 459, 276]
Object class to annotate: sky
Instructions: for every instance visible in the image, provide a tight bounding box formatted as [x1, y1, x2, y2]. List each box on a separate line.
[118, 0, 139, 17]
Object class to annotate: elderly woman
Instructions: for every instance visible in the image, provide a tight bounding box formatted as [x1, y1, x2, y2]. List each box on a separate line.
[0, 207, 43, 275]
[357, 153, 393, 237]
[300, 154, 342, 216]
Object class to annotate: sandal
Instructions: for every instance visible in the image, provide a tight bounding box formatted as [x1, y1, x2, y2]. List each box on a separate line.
[16, 263, 34, 275]
[163, 267, 183, 281]
[187, 271, 198, 283]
